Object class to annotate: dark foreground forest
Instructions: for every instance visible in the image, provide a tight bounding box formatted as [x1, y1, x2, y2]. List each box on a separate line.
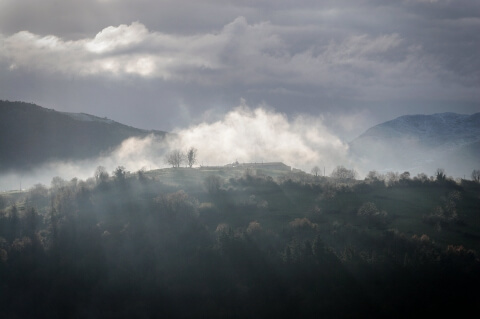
[0, 167, 479, 318]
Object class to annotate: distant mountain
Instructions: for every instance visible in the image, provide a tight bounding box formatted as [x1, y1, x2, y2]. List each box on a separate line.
[349, 112, 480, 177]
[0, 100, 166, 172]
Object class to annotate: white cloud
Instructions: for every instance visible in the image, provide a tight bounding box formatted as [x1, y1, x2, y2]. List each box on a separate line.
[1, 14, 478, 103]
[167, 103, 351, 170]
[0, 21, 219, 79]
[0, 18, 407, 84]
[85, 22, 149, 53]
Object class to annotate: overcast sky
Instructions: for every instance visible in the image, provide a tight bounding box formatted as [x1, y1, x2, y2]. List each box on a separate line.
[1, 0, 479, 140]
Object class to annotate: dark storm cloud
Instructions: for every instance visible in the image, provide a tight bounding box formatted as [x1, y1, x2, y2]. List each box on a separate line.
[0, 0, 478, 137]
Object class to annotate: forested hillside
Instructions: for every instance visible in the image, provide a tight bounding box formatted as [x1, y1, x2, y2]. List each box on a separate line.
[0, 101, 166, 172]
[0, 167, 479, 318]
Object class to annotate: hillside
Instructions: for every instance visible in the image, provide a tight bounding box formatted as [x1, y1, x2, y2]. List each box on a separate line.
[1, 166, 479, 317]
[0, 100, 166, 172]
[349, 112, 480, 177]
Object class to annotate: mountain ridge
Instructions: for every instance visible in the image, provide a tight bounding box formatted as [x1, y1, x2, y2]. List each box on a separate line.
[0, 100, 166, 172]
[350, 112, 480, 177]
[357, 112, 480, 144]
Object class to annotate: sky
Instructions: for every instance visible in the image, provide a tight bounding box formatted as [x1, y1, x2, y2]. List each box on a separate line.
[1, 0, 479, 140]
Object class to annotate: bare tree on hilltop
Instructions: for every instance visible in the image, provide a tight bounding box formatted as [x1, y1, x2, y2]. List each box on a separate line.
[186, 147, 198, 168]
[165, 150, 184, 168]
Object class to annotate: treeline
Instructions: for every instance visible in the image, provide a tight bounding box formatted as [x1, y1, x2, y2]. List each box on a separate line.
[0, 168, 479, 318]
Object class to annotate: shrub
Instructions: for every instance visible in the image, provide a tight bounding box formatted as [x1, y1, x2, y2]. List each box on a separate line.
[154, 190, 199, 219]
[289, 217, 318, 231]
[423, 191, 461, 227]
[246, 221, 262, 234]
[357, 202, 388, 226]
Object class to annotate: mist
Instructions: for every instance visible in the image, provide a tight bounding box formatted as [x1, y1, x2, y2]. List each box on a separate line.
[0, 133, 167, 191]
[168, 103, 351, 170]
[1, 101, 476, 192]
[1, 102, 355, 191]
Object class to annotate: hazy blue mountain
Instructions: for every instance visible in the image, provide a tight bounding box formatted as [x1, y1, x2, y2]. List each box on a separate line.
[349, 112, 480, 177]
[0, 100, 166, 172]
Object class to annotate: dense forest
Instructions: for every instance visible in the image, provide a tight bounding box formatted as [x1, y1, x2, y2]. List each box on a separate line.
[0, 166, 479, 318]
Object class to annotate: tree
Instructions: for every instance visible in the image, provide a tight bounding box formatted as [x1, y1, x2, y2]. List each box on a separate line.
[94, 166, 109, 184]
[51, 176, 66, 192]
[27, 184, 49, 206]
[399, 171, 410, 181]
[414, 173, 429, 183]
[137, 167, 149, 183]
[186, 147, 198, 168]
[357, 202, 379, 217]
[357, 202, 388, 226]
[311, 166, 320, 177]
[472, 169, 480, 183]
[246, 221, 262, 235]
[24, 207, 38, 238]
[385, 171, 399, 186]
[330, 165, 357, 180]
[435, 168, 446, 182]
[366, 170, 384, 182]
[154, 190, 198, 219]
[113, 166, 127, 184]
[165, 150, 184, 168]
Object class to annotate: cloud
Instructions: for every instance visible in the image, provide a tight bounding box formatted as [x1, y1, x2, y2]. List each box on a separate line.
[1, 21, 213, 79]
[4, 15, 475, 103]
[0, 20, 413, 84]
[167, 102, 350, 170]
[85, 22, 149, 54]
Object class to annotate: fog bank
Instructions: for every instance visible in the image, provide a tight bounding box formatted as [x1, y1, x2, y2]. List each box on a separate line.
[168, 104, 351, 170]
[1, 104, 355, 191]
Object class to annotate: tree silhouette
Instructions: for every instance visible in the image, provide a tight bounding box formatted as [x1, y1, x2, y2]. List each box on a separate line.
[186, 147, 198, 168]
[94, 166, 109, 184]
[472, 169, 480, 183]
[113, 166, 127, 186]
[330, 165, 357, 180]
[165, 149, 184, 168]
[435, 168, 446, 182]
